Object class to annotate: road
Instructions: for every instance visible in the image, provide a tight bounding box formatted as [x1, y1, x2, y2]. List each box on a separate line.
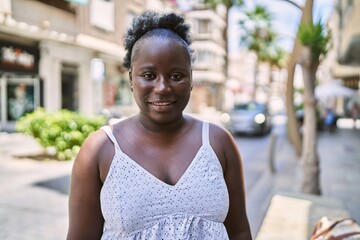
[236, 133, 270, 192]
[234, 123, 285, 237]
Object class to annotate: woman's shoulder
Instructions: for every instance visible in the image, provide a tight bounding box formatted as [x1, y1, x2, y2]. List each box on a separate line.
[208, 121, 232, 142]
[83, 126, 111, 150]
[184, 114, 231, 140]
[207, 121, 238, 167]
[75, 126, 114, 165]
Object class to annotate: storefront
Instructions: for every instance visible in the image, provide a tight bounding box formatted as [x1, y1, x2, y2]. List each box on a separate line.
[0, 40, 40, 132]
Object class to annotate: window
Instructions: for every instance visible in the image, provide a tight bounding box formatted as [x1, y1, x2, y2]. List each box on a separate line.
[36, 0, 76, 14]
[197, 50, 213, 63]
[116, 78, 132, 105]
[198, 19, 210, 34]
[6, 77, 39, 121]
[90, 0, 115, 31]
[105, 66, 132, 106]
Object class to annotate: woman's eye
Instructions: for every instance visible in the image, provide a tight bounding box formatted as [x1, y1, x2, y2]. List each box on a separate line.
[170, 73, 184, 81]
[142, 73, 155, 80]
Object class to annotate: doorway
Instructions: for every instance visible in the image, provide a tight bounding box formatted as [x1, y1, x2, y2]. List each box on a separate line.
[61, 64, 79, 111]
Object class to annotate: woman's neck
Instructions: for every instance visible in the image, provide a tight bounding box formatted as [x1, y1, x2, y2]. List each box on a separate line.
[135, 114, 188, 136]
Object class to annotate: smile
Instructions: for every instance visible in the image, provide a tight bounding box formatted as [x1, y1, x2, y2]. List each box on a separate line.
[150, 102, 174, 106]
[148, 101, 176, 112]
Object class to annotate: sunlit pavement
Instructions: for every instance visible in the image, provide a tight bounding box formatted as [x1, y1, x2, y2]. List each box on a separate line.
[0, 133, 72, 240]
[248, 115, 360, 238]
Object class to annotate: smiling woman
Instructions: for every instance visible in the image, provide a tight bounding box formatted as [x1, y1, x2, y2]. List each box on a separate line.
[130, 33, 192, 124]
[67, 11, 252, 240]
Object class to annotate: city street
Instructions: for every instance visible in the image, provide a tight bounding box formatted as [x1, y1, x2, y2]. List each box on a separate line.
[1, 1, 359, 239]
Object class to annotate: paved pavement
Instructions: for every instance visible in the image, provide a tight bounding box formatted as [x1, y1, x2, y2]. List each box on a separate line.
[247, 117, 360, 238]
[0, 133, 72, 240]
[0, 117, 359, 239]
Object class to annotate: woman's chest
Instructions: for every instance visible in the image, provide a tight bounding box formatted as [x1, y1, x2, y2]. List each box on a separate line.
[100, 148, 229, 233]
[121, 135, 203, 186]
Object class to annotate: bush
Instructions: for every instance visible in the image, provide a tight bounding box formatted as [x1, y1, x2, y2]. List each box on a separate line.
[16, 107, 106, 160]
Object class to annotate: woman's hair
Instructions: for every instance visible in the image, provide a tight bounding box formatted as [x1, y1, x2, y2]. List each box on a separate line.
[123, 11, 193, 69]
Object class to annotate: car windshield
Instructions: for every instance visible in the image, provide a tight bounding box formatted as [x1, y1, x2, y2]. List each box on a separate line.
[234, 102, 264, 111]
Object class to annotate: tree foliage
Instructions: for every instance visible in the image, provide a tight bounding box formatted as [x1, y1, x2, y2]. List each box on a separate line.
[298, 21, 331, 62]
[203, 0, 244, 9]
[238, 5, 284, 63]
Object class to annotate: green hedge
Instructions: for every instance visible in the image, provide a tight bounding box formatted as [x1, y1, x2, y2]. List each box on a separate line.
[16, 108, 106, 160]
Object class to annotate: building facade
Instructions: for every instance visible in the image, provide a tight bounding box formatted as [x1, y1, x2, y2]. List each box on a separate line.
[329, 0, 360, 89]
[184, 1, 227, 113]
[0, 0, 180, 131]
[0, 0, 226, 131]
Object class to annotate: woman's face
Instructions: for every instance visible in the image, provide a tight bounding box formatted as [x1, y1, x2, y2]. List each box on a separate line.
[130, 36, 192, 124]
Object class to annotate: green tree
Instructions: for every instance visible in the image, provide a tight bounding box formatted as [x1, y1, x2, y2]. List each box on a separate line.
[265, 45, 288, 99]
[298, 20, 331, 194]
[278, 0, 313, 157]
[238, 5, 278, 99]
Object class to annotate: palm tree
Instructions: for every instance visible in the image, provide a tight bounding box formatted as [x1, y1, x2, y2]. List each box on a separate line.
[298, 21, 331, 194]
[203, 0, 244, 77]
[279, 0, 313, 156]
[265, 46, 288, 100]
[238, 5, 277, 99]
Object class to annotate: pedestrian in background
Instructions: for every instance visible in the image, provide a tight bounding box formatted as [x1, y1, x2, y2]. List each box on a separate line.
[323, 108, 337, 132]
[67, 11, 252, 240]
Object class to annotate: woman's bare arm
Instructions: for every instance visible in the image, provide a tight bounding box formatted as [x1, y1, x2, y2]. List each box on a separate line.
[210, 124, 253, 240]
[67, 130, 109, 240]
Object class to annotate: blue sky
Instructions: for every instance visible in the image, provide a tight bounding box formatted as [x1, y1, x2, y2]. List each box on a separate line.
[229, 0, 335, 53]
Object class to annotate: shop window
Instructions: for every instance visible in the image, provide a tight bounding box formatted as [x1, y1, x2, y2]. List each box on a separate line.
[116, 78, 132, 105]
[114, 65, 132, 105]
[6, 77, 38, 121]
[104, 66, 132, 106]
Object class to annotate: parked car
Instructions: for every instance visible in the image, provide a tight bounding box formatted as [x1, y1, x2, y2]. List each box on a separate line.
[222, 101, 272, 135]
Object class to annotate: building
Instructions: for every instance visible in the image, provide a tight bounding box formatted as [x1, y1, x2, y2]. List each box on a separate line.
[330, 0, 360, 90]
[183, 1, 227, 113]
[0, 0, 179, 132]
[227, 51, 257, 107]
[317, 0, 360, 116]
[0, 0, 228, 132]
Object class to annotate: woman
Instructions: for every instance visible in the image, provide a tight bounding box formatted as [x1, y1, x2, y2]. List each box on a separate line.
[67, 11, 252, 240]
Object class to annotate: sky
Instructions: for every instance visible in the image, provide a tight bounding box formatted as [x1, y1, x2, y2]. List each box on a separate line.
[228, 0, 335, 53]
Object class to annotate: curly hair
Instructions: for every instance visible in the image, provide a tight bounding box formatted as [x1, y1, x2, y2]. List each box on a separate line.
[123, 11, 193, 69]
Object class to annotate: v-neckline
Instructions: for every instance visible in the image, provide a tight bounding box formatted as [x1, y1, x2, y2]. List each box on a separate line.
[120, 144, 205, 188]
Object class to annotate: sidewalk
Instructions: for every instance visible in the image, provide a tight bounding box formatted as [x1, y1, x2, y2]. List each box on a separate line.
[274, 125, 360, 222]
[0, 133, 72, 240]
[0, 119, 359, 239]
[253, 122, 360, 239]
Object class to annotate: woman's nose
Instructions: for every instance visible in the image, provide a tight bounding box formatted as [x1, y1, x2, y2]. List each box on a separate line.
[154, 77, 170, 93]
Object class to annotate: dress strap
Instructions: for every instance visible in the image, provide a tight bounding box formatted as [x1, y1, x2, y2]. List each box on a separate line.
[202, 121, 210, 146]
[101, 126, 120, 153]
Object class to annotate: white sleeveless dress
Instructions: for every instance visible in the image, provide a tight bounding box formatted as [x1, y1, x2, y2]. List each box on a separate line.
[100, 121, 230, 239]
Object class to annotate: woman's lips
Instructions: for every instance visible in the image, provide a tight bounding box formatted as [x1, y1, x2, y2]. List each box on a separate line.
[149, 101, 175, 111]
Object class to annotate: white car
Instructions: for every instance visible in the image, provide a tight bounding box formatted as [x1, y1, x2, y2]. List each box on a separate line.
[222, 101, 272, 135]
